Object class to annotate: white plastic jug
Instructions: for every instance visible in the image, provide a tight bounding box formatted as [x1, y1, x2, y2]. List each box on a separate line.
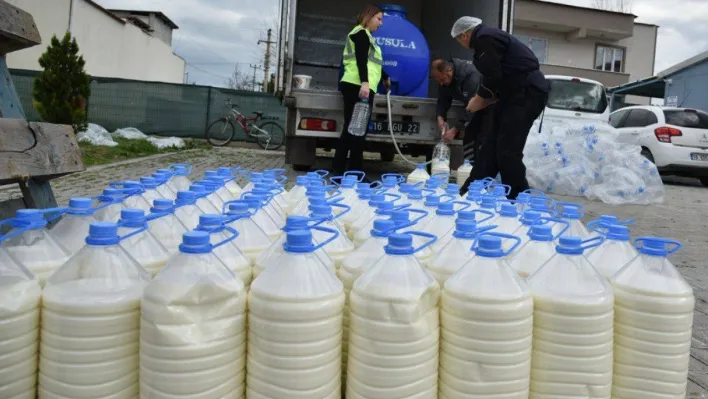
[241, 171, 263, 194]
[443, 183, 463, 201]
[388, 209, 433, 264]
[330, 172, 365, 211]
[1, 209, 70, 286]
[243, 193, 284, 240]
[348, 193, 397, 240]
[423, 177, 447, 197]
[152, 170, 178, 199]
[117, 209, 171, 277]
[114, 181, 153, 214]
[555, 202, 592, 239]
[347, 232, 440, 398]
[610, 238, 694, 399]
[513, 189, 546, 214]
[140, 230, 246, 398]
[493, 203, 524, 235]
[173, 190, 205, 230]
[416, 194, 444, 227]
[474, 195, 503, 227]
[455, 159, 473, 185]
[260, 178, 290, 220]
[286, 176, 310, 212]
[586, 214, 635, 232]
[431, 209, 495, 254]
[507, 222, 567, 279]
[204, 170, 237, 204]
[527, 235, 614, 398]
[195, 214, 252, 286]
[93, 188, 130, 222]
[513, 210, 545, 248]
[167, 163, 193, 193]
[405, 164, 428, 185]
[49, 198, 97, 255]
[248, 228, 344, 398]
[527, 195, 557, 219]
[379, 173, 405, 195]
[225, 201, 273, 264]
[339, 186, 374, 233]
[309, 204, 354, 270]
[289, 186, 331, 218]
[420, 200, 471, 243]
[586, 223, 638, 279]
[0, 246, 41, 399]
[440, 233, 530, 398]
[249, 187, 287, 226]
[405, 188, 427, 210]
[427, 218, 496, 285]
[217, 166, 244, 198]
[138, 177, 166, 207]
[352, 200, 408, 247]
[147, 198, 188, 255]
[189, 184, 224, 215]
[39, 222, 150, 398]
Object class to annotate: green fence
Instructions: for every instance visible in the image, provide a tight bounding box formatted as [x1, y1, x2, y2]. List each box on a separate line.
[10, 69, 286, 141]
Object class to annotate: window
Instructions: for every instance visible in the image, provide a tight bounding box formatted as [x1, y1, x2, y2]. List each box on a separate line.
[610, 109, 630, 128]
[595, 45, 624, 73]
[664, 109, 708, 129]
[623, 109, 654, 128]
[546, 79, 608, 113]
[514, 35, 548, 64]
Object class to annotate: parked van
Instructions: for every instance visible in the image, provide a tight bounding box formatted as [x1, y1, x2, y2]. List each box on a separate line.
[539, 75, 610, 126]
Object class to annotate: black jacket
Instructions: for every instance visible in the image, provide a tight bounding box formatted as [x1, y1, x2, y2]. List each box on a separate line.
[469, 24, 550, 100]
[436, 58, 481, 131]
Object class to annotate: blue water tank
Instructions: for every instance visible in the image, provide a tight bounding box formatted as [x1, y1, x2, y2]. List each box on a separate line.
[373, 4, 430, 98]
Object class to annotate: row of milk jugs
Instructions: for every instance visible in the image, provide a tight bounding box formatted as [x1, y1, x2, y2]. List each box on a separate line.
[0, 167, 694, 399]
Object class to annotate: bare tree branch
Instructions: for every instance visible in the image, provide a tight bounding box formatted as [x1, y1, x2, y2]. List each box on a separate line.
[225, 65, 252, 90]
[590, 0, 633, 13]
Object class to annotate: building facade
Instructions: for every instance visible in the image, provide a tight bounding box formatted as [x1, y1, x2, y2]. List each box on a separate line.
[5, 0, 185, 84]
[513, 0, 658, 89]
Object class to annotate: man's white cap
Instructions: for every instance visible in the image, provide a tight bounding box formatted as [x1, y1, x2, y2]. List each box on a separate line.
[451, 16, 482, 38]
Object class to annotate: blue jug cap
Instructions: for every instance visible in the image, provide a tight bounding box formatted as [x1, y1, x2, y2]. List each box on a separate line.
[383, 176, 399, 186]
[198, 180, 219, 190]
[151, 199, 174, 213]
[102, 188, 123, 197]
[530, 197, 549, 209]
[309, 198, 327, 207]
[457, 210, 477, 221]
[372, 219, 396, 238]
[528, 224, 553, 241]
[217, 167, 234, 176]
[179, 231, 212, 254]
[492, 186, 506, 196]
[475, 235, 505, 258]
[228, 201, 250, 215]
[157, 168, 171, 174]
[637, 237, 679, 256]
[556, 236, 586, 255]
[480, 196, 497, 209]
[357, 182, 370, 190]
[176, 191, 197, 202]
[86, 221, 120, 246]
[454, 219, 478, 235]
[376, 201, 395, 212]
[499, 203, 518, 217]
[436, 201, 455, 216]
[119, 208, 146, 228]
[424, 195, 440, 207]
[284, 216, 310, 231]
[68, 198, 93, 215]
[204, 170, 218, 178]
[399, 183, 414, 193]
[384, 233, 414, 255]
[246, 196, 265, 208]
[369, 194, 386, 206]
[340, 179, 356, 189]
[15, 209, 43, 221]
[407, 189, 423, 199]
[284, 230, 316, 253]
[560, 204, 583, 219]
[189, 184, 207, 193]
[463, 159, 471, 165]
[173, 165, 190, 176]
[251, 172, 263, 179]
[295, 176, 308, 186]
[445, 184, 459, 195]
[516, 192, 530, 204]
[606, 224, 630, 241]
[307, 185, 325, 193]
[124, 181, 142, 189]
[198, 214, 223, 228]
[311, 204, 332, 217]
[140, 177, 160, 189]
[520, 210, 542, 226]
[391, 209, 409, 223]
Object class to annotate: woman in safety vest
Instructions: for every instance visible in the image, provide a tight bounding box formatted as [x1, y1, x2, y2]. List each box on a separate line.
[332, 4, 391, 176]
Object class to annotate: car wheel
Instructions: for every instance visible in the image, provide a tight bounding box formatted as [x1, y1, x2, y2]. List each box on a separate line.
[641, 148, 655, 163]
[700, 177, 708, 187]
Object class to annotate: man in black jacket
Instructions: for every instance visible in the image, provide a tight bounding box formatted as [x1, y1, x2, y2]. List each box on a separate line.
[450, 17, 550, 199]
[432, 58, 497, 194]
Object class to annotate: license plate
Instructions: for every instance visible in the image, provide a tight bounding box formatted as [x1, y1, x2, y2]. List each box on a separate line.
[368, 120, 420, 135]
[690, 153, 708, 161]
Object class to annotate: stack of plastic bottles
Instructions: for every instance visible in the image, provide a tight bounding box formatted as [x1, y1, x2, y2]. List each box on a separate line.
[525, 120, 666, 205]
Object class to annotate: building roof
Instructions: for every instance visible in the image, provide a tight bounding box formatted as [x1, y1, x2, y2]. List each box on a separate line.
[84, 0, 126, 25]
[526, 0, 637, 18]
[106, 9, 179, 30]
[656, 49, 708, 79]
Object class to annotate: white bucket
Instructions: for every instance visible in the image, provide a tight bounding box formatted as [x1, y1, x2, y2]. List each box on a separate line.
[293, 75, 312, 89]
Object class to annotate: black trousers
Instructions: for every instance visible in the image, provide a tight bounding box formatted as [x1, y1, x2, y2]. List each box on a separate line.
[468, 86, 549, 199]
[459, 103, 498, 195]
[332, 82, 375, 175]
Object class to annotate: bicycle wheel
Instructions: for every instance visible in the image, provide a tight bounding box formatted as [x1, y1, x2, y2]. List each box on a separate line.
[255, 121, 285, 151]
[206, 118, 235, 146]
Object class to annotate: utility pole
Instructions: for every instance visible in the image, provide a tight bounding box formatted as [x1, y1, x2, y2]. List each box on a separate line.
[258, 29, 276, 93]
[249, 64, 261, 92]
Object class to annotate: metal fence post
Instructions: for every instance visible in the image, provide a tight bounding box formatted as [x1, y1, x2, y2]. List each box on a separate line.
[204, 86, 212, 134]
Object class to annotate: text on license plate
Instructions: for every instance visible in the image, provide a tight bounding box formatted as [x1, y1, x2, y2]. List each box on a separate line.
[690, 153, 708, 161]
[368, 121, 419, 134]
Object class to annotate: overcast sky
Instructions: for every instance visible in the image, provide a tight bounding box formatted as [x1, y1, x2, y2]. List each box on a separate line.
[95, 0, 707, 88]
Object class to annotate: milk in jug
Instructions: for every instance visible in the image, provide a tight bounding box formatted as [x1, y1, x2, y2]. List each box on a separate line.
[440, 233, 531, 399]
[555, 201, 591, 239]
[217, 166, 243, 198]
[248, 229, 344, 398]
[352, 200, 406, 247]
[147, 198, 188, 255]
[204, 170, 237, 203]
[419, 200, 471, 245]
[167, 163, 193, 193]
[196, 179, 228, 211]
[190, 184, 223, 215]
[49, 197, 97, 255]
[140, 230, 247, 398]
[138, 177, 166, 207]
[244, 194, 283, 240]
[610, 237, 694, 399]
[347, 232, 440, 399]
[339, 186, 373, 233]
[1, 209, 70, 286]
[250, 186, 287, 225]
[508, 223, 565, 279]
[456, 159, 473, 185]
[389, 209, 434, 264]
[310, 204, 354, 270]
[405, 188, 428, 210]
[173, 191, 205, 231]
[513, 210, 545, 248]
[94, 188, 129, 222]
[586, 224, 638, 279]
[39, 222, 150, 398]
[152, 171, 178, 199]
[527, 235, 614, 399]
[347, 193, 389, 239]
[116, 181, 153, 213]
[0, 246, 41, 399]
[287, 176, 310, 211]
[432, 209, 494, 254]
[427, 218, 495, 285]
[194, 214, 252, 286]
[117, 208, 171, 277]
[225, 201, 273, 264]
[408, 163, 431, 185]
[254, 216, 335, 280]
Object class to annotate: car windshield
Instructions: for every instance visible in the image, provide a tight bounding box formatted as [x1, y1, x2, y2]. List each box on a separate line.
[546, 80, 608, 113]
[663, 109, 708, 129]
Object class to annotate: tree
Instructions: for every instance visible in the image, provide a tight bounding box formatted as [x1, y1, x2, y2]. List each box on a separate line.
[33, 32, 91, 133]
[226, 65, 251, 90]
[590, 0, 633, 13]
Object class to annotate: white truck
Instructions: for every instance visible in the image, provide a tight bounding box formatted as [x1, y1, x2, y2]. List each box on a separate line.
[277, 0, 514, 171]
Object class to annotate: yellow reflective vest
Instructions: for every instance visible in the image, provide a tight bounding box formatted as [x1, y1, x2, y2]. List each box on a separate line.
[341, 25, 383, 93]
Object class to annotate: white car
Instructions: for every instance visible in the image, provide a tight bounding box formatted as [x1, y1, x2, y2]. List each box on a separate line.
[610, 105, 708, 186]
[539, 75, 610, 126]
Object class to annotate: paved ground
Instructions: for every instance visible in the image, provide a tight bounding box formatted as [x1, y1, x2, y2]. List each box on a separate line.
[1, 146, 707, 395]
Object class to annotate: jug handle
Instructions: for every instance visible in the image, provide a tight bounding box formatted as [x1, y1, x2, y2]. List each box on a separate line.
[116, 221, 149, 241]
[392, 202, 412, 212]
[168, 163, 193, 175]
[310, 226, 340, 250]
[212, 226, 240, 249]
[368, 180, 383, 190]
[267, 168, 286, 176]
[383, 193, 402, 202]
[382, 173, 405, 184]
[407, 208, 428, 225]
[221, 200, 256, 216]
[452, 201, 472, 213]
[146, 211, 170, 222]
[344, 170, 366, 182]
[330, 203, 351, 219]
[329, 176, 344, 187]
[541, 217, 570, 240]
[580, 236, 605, 252]
[522, 188, 546, 197]
[455, 224, 497, 240]
[556, 201, 585, 218]
[404, 231, 438, 254]
[471, 232, 522, 256]
[314, 169, 330, 178]
[634, 237, 682, 254]
[586, 219, 610, 235]
[470, 209, 496, 223]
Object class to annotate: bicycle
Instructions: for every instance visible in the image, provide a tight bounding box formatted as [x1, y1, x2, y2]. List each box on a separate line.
[205, 98, 285, 150]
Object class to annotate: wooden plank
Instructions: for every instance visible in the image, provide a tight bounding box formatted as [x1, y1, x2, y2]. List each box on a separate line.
[0, 120, 85, 184]
[0, 196, 24, 221]
[0, 0, 41, 55]
[0, 56, 25, 118]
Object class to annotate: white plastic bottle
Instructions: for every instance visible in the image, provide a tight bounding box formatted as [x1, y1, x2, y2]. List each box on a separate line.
[408, 163, 431, 185]
[348, 193, 389, 239]
[443, 183, 463, 201]
[140, 230, 247, 398]
[39, 222, 150, 398]
[248, 228, 345, 398]
[286, 176, 309, 212]
[244, 194, 284, 240]
[310, 204, 355, 270]
[610, 237, 694, 399]
[117, 208, 171, 277]
[405, 188, 427, 209]
[251, 185, 287, 223]
[255, 215, 335, 280]
[427, 218, 495, 285]
[475, 195, 502, 226]
[0, 247, 42, 399]
[138, 177, 166, 207]
[440, 233, 531, 398]
[241, 171, 263, 194]
[217, 167, 244, 198]
[340, 186, 373, 233]
[353, 200, 403, 247]
[513, 210, 545, 248]
[555, 201, 591, 239]
[419, 200, 471, 243]
[147, 198, 188, 255]
[94, 188, 129, 222]
[347, 232, 440, 398]
[389, 209, 433, 264]
[456, 159, 473, 185]
[493, 203, 524, 235]
[119, 181, 153, 213]
[586, 224, 639, 279]
[507, 223, 565, 279]
[225, 201, 273, 264]
[527, 235, 614, 399]
[432, 209, 495, 254]
[189, 184, 223, 215]
[173, 190, 205, 231]
[195, 214, 252, 286]
[49, 197, 97, 255]
[2, 209, 71, 286]
[167, 163, 193, 193]
[204, 170, 237, 204]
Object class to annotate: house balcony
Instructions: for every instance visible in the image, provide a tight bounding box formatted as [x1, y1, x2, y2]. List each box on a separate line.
[541, 64, 631, 87]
